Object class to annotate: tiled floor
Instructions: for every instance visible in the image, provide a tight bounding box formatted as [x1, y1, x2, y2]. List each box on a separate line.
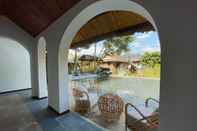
[85, 107, 126, 131]
[0, 90, 105, 131]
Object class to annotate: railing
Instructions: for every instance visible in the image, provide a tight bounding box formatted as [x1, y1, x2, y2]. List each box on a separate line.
[125, 98, 160, 131]
[145, 98, 159, 107]
[125, 103, 147, 131]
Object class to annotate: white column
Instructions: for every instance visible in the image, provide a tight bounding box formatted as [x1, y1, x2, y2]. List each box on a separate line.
[46, 36, 69, 114]
[31, 44, 40, 98]
[37, 37, 48, 98]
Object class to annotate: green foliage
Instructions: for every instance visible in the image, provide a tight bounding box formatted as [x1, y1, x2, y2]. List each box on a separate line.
[140, 52, 160, 68]
[101, 35, 134, 57]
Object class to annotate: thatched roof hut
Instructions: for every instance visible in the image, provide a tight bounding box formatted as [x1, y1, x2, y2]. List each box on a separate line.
[79, 55, 102, 62]
[102, 55, 128, 64]
[101, 55, 129, 74]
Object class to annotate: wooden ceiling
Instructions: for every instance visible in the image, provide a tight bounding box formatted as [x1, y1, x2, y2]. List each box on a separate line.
[71, 11, 154, 48]
[0, 1, 154, 47]
[0, 0, 81, 36]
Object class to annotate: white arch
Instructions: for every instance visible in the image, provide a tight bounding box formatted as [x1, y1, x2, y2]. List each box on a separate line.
[37, 37, 48, 98]
[58, 0, 160, 112]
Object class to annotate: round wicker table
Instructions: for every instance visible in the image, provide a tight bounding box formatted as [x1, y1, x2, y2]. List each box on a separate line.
[98, 93, 124, 122]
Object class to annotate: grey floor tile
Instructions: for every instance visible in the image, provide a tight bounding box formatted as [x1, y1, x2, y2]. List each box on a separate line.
[0, 90, 106, 131]
[49, 126, 70, 131]
[40, 118, 60, 131]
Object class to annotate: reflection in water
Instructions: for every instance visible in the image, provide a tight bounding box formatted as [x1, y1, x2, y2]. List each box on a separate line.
[98, 77, 160, 100]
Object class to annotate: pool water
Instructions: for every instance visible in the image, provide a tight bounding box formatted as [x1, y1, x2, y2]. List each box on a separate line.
[69, 76, 160, 109]
[97, 77, 160, 100]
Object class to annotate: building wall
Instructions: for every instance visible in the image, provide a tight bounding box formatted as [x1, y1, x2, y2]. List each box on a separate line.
[0, 38, 31, 93]
[0, 16, 38, 95]
[152, 1, 197, 130]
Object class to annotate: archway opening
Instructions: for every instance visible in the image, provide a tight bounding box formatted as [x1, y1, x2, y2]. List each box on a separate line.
[0, 37, 31, 93]
[37, 37, 48, 98]
[56, 0, 162, 129]
[66, 10, 160, 130]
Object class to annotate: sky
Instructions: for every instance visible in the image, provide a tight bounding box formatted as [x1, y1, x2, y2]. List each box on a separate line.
[129, 31, 160, 54]
[69, 31, 160, 57]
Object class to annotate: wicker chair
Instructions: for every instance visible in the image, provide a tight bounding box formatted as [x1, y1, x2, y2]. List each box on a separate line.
[72, 88, 90, 114]
[125, 99, 159, 131]
[98, 93, 124, 122]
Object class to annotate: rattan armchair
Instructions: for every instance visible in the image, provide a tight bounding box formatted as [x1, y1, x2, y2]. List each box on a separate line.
[125, 102, 159, 131]
[72, 88, 90, 114]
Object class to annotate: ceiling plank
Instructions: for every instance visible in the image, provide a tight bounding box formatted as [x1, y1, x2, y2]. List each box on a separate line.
[71, 22, 154, 49]
[2, 0, 81, 37]
[72, 11, 148, 46]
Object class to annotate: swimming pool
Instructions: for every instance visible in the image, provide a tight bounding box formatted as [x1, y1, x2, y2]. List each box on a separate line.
[98, 77, 160, 100]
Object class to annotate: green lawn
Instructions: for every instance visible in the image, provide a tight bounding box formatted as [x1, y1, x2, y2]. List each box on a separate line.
[128, 66, 160, 78]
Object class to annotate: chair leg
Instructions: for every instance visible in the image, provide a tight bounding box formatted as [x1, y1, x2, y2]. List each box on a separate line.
[125, 117, 128, 131]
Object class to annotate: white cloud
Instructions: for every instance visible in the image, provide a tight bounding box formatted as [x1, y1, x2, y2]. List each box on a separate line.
[142, 46, 160, 53]
[130, 42, 142, 48]
[134, 31, 153, 39]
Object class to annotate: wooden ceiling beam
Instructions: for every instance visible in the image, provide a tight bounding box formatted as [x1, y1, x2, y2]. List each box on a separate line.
[70, 21, 154, 49]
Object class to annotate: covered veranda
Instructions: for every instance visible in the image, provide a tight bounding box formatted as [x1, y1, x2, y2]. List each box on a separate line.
[0, 0, 197, 131]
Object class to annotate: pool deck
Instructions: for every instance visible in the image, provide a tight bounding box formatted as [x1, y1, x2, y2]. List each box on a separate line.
[69, 73, 98, 81]
[69, 73, 160, 81]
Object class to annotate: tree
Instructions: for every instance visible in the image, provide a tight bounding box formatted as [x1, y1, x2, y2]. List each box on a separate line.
[140, 52, 160, 68]
[73, 48, 81, 74]
[100, 35, 134, 57]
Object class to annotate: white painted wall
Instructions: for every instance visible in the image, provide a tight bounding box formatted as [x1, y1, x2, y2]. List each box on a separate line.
[0, 38, 31, 93]
[0, 16, 39, 96]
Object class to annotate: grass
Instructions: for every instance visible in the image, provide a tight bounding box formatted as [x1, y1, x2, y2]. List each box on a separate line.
[128, 65, 160, 78]
[77, 64, 160, 78]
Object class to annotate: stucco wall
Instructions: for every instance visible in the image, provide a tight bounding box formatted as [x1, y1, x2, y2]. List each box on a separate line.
[0, 16, 38, 95]
[0, 38, 31, 93]
[155, 1, 197, 130]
